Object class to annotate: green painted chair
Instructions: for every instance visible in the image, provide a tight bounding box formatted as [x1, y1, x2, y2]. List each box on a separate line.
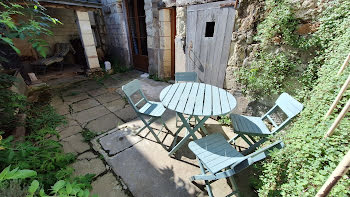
[174, 72, 198, 127]
[122, 79, 169, 148]
[230, 93, 303, 154]
[188, 133, 284, 197]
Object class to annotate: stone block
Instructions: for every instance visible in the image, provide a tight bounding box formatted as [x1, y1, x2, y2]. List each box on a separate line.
[87, 57, 100, 69]
[78, 20, 93, 33]
[76, 11, 90, 21]
[85, 46, 98, 58]
[160, 36, 171, 49]
[159, 49, 171, 63]
[81, 33, 96, 47]
[159, 21, 171, 37]
[159, 9, 171, 22]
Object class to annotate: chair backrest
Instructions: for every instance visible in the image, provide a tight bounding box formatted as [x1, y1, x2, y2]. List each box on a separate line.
[54, 43, 74, 57]
[121, 79, 148, 112]
[232, 141, 284, 174]
[262, 93, 303, 133]
[175, 72, 197, 82]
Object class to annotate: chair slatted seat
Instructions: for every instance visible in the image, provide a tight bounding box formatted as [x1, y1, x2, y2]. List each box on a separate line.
[229, 93, 303, 154]
[189, 133, 284, 197]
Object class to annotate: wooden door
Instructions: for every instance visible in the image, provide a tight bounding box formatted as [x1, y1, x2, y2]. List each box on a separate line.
[125, 0, 148, 72]
[186, 1, 236, 88]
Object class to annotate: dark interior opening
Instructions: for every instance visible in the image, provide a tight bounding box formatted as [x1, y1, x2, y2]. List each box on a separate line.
[205, 22, 215, 37]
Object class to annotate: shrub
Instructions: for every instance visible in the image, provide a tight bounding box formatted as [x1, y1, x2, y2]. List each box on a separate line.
[258, 1, 350, 196]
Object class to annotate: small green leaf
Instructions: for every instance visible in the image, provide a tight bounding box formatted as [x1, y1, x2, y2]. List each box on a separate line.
[66, 182, 72, 194]
[28, 180, 40, 194]
[52, 180, 65, 193]
[11, 169, 37, 179]
[0, 166, 11, 181]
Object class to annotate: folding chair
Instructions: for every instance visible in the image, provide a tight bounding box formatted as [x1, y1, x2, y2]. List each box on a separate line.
[174, 72, 197, 127]
[230, 93, 303, 154]
[122, 79, 170, 148]
[188, 133, 284, 197]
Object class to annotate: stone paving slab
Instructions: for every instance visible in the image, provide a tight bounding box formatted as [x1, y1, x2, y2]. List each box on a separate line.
[72, 158, 106, 177]
[103, 99, 126, 113]
[61, 133, 90, 154]
[59, 125, 82, 139]
[54, 103, 70, 116]
[87, 88, 108, 97]
[95, 92, 122, 104]
[72, 105, 110, 124]
[71, 98, 100, 113]
[85, 113, 124, 133]
[77, 151, 98, 160]
[63, 92, 90, 104]
[91, 173, 129, 197]
[99, 127, 143, 156]
[114, 105, 138, 122]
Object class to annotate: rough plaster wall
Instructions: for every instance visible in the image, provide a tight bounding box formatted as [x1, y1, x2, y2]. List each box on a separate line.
[101, 0, 131, 67]
[175, 7, 186, 73]
[14, 8, 79, 58]
[144, 0, 162, 75]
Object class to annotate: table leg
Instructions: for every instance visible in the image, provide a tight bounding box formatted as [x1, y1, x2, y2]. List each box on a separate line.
[194, 116, 209, 135]
[168, 113, 209, 155]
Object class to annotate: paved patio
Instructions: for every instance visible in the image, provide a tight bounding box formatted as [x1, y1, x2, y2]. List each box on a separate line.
[51, 70, 255, 197]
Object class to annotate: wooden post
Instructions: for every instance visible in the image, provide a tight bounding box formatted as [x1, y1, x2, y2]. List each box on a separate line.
[324, 74, 350, 119]
[337, 53, 350, 75]
[324, 99, 350, 138]
[316, 149, 350, 197]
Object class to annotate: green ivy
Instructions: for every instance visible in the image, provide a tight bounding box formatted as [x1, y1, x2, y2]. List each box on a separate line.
[238, 51, 300, 97]
[237, 0, 318, 99]
[258, 0, 350, 196]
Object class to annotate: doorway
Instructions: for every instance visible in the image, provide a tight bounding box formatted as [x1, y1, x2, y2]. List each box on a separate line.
[125, 0, 149, 72]
[186, 1, 236, 88]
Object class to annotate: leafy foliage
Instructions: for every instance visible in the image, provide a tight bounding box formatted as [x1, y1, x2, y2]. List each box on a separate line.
[0, 167, 96, 197]
[237, 0, 317, 99]
[82, 128, 97, 142]
[0, 0, 60, 60]
[258, 1, 350, 196]
[26, 104, 66, 132]
[0, 132, 76, 190]
[218, 115, 232, 126]
[238, 51, 300, 97]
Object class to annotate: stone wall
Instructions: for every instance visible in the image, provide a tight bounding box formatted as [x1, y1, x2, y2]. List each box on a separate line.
[101, 0, 131, 67]
[144, 0, 162, 75]
[224, 0, 326, 100]
[158, 9, 172, 78]
[14, 7, 80, 58]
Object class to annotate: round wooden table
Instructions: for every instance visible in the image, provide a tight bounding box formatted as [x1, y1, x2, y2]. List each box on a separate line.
[160, 82, 237, 155]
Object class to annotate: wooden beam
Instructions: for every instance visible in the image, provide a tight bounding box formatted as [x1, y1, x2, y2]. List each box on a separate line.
[324, 98, 350, 138]
[39, 2, 100, 11]
[324, 74, 350, 119]
[316, 149, 350, 197]
[337, 53, 350, 75]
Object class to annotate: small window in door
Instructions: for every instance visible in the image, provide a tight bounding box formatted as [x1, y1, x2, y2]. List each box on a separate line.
[205, 22, 215, 37]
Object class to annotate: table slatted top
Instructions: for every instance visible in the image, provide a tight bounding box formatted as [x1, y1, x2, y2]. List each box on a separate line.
[160, 82, 237, 116]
